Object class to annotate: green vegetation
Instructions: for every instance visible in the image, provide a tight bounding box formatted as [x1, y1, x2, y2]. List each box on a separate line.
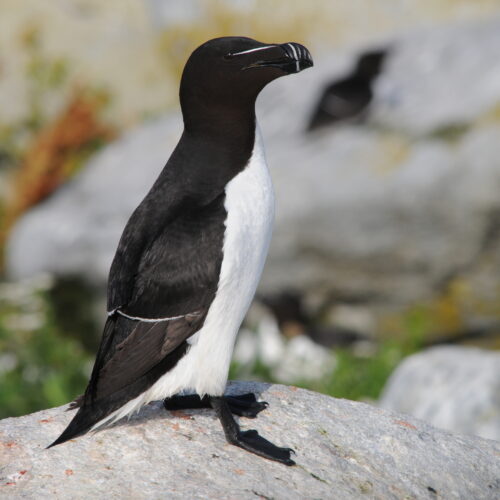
[230, 340, 418, 403]
[0, 274, 427, 418]
[305, 342, 411, 401]
[230, 307, 428, 402]
[0, 279, 93, 419]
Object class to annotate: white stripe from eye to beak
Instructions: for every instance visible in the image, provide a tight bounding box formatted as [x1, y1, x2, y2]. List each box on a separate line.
[287, 43, 300, 72]
[230, 45, 275, 56]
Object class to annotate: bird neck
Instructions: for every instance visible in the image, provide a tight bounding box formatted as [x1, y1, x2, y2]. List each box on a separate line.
[181, 101, 257, 144]
[161, 103, 257, 200]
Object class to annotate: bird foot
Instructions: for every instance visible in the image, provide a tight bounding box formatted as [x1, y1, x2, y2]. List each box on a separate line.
[164, 392, 268, 418]
[230, 429, 296, 465]
[210, 396, 295, 466]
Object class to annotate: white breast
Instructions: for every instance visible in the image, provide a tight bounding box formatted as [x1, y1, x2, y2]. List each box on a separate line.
[95, 125, 275, 427]
[184, 124, 275, 395]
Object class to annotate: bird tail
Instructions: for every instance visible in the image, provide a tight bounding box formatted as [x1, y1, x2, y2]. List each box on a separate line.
[47, 381, 140, 448]
[47, 407, 93, 448]
[47, 396, 123, 448]
[47, 318, 120, 448]
[47, 316, 192, 448]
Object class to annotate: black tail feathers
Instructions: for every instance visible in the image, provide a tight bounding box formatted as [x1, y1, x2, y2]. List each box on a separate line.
[47, 393, 123, 448]
[47, 405, 99, 448]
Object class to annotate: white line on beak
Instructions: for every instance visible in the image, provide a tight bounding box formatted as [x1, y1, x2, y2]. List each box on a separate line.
[287, 43, 300, 73]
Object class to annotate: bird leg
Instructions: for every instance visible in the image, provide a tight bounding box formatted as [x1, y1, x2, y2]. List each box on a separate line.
[209, 396, 295, 465]
[164, 393, 295, 464]
[164, 392, 268, 418]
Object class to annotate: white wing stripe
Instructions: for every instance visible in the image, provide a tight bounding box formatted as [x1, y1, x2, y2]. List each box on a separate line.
[109, 309, 200, 323]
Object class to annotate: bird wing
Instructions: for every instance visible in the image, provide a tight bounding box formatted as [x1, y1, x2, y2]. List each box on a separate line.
[82, 179, 227, 406]
[86, 312, 206, 403]
[106, 181, 190, 314]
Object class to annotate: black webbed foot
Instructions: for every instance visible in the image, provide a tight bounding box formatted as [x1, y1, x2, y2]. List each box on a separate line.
[224, 393, 268, 418]
[164, 392, 268, 418]
[210, 396, 295, 466]
[233, 429, 295, 465]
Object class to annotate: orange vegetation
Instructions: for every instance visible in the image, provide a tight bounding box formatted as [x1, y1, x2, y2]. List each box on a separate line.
[1, 90, 114, 258]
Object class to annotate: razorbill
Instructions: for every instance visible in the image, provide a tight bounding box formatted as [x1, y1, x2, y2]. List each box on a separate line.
[308, 49, 386, 130]
[49, 37, 313, 465]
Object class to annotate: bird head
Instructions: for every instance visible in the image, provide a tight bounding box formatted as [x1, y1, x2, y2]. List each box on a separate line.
[180, 37, 313, 120]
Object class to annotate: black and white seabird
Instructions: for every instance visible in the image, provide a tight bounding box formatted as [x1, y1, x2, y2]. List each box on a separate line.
[308, 49, 386, 131]
[49, 37, 313, 465]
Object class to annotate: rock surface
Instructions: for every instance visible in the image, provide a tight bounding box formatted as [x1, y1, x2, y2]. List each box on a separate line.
[257, 17, 500, 302]
[373, 18, 500, 135]
[1, 381, 499, 499]
[379, 346, 500, 441]
[6, 17, 500, 310]
[6, 115, 181, 285]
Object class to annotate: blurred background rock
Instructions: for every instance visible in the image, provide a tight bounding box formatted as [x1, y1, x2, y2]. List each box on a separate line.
[0, 0, 499, 440]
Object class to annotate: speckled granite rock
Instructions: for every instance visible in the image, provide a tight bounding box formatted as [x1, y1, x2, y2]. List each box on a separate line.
[1, 382, 499, 499]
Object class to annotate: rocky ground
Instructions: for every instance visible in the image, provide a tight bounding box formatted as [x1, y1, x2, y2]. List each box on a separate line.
[1, 382, 499, 499]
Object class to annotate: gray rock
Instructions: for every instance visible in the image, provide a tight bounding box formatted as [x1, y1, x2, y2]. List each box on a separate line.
[373, 17, 500, 135]
[379, 346, 500, 441]
[256, 17, 500, 301]
[261, 121, 500, 301]
[6, 115, 183, 285]
[1, 381, 499, 499]
[6, 17, 500, 308]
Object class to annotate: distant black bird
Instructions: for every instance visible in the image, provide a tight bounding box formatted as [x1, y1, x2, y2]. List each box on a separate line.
[260, 290, 368, 348]
[308, 49, 386, 131]
[48, 37, 313, 465]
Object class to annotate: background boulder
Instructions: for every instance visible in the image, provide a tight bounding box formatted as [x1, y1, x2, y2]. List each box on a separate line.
[379, 346, 500, 441]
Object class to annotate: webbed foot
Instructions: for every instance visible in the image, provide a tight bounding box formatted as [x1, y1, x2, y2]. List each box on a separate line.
[210, 396, 295, 466]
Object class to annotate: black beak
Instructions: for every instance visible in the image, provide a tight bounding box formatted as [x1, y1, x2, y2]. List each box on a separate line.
[238, 42, 313, 74]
